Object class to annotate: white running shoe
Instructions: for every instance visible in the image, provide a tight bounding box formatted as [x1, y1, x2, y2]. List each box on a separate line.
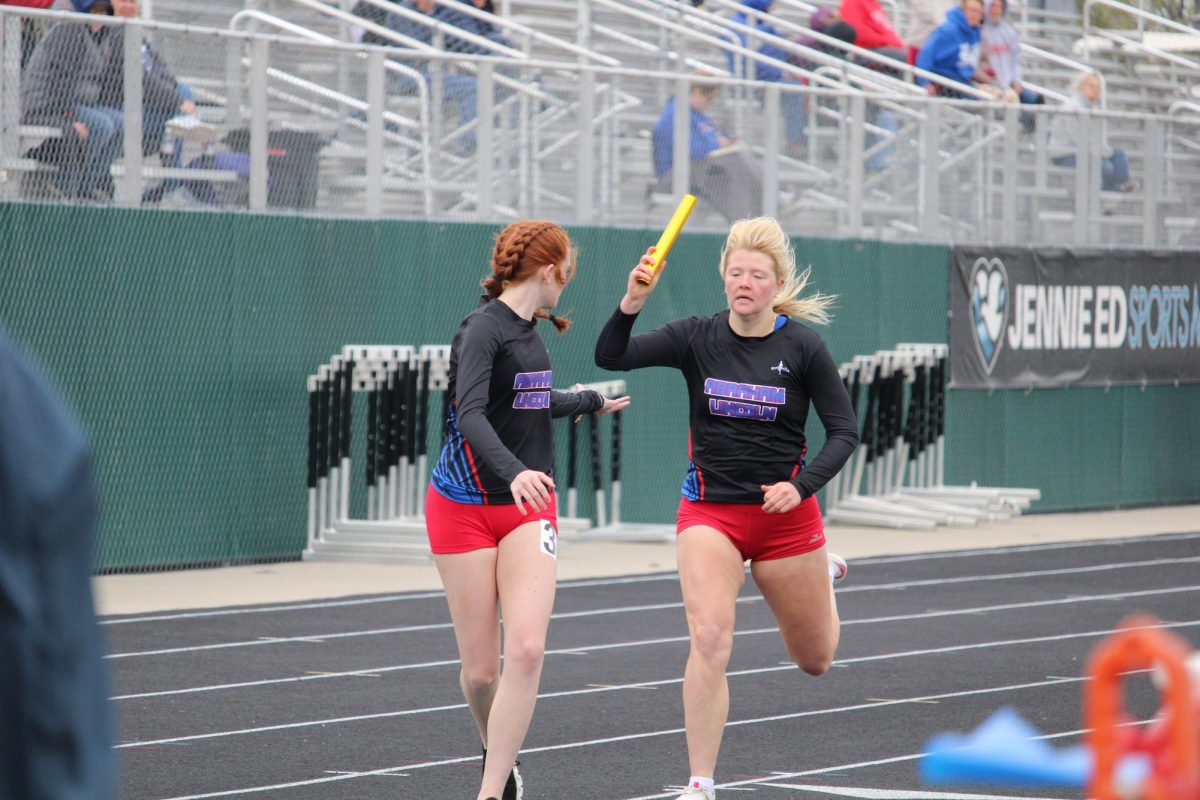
[829, 552, 848, 585]
[674, 785, 715, 800]
[503, 763, 522, 800]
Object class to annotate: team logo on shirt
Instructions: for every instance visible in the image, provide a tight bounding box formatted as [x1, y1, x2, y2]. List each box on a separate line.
[703, 377, 785, 422]
[770, 360, 790, 375]
[513, 370, 552, 409]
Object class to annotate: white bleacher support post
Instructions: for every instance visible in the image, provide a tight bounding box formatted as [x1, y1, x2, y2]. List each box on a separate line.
[477, 62, 494, 218]
[119, 19, 144, 207]
[576, 0, 591, 52]
[920, 100, 941, 237]
[1, 16, 19, 201]
[671, 75, 690, 201]
[576, 66, 595, 220]
[1074, 110, 1091, 244]
[1143, 117, 1162, 247]
[249, 38, 269, 211]
[1087, 118, 1104, 238]
[847, 93, 865, 235]
[365, 50, 384, 217]
[429, 34, 445, 168]
[517, 67, 532, 215]
[1002, 103, 1018, 242]
[224, 36, 242, 134]
[763, 84, 781, 217]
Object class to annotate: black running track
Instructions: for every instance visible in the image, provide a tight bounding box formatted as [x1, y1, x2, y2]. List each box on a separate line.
[105, 532, 1200, 800]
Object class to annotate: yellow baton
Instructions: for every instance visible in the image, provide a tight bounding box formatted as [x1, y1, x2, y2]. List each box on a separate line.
[638, 193, 697, 285]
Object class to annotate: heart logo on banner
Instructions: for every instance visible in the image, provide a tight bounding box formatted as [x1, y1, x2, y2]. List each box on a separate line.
[969, 257, 1008, 375]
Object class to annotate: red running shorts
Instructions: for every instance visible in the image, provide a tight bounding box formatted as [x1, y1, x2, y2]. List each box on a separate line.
[676, 495, 825, 562]
[425, 484, 558, 554]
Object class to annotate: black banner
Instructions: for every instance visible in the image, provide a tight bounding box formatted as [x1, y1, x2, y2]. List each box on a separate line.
[949, 247, 1200, 389]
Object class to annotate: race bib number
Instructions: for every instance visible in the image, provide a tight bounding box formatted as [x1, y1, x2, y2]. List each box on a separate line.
[539, 520, 557, 560]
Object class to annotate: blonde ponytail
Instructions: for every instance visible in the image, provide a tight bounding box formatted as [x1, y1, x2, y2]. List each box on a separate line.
[719, 217, 835, 325]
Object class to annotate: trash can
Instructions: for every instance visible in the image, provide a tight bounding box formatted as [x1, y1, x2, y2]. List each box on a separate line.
[223, 128, 327, 209]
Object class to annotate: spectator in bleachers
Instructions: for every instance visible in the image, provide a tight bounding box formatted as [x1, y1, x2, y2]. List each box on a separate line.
[980, 0, 1042, 109]
[21, 0, 122, 200]
[904, 0, 955, 63]
[791, 5, 857, 64]
[915, 0, 984, 98]
[651, 77, 764, 223]
[104, 1, 192, 154]
[729, 0, 808, 158]
[838, 0, 907, 66]
[790, 7, 897, 173]
[1, 0, 54, 68]
[1049, 71, 1137, 192]
[105, 0, 198, 201]
[440, 0, 513, 53]
[354, 0, 504, 156]
[792, 7, 897, 173]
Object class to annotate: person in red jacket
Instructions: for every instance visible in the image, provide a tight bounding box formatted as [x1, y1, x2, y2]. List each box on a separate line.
[837, 0, 906, 68]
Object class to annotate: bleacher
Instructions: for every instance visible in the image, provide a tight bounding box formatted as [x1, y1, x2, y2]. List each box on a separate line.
[0, 0, 1196, 246]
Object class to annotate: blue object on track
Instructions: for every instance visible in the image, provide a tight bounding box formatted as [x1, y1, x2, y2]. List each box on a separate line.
[920, 706, 1092, 789]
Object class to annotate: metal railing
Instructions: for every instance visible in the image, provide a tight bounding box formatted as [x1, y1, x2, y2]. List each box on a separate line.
[229, 9, 436, 215]
[1, 5, 1196, 248]
[1082, 0, 1200, 70]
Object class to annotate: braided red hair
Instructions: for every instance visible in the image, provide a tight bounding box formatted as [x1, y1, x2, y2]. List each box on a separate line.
[482, 220, 574, 333]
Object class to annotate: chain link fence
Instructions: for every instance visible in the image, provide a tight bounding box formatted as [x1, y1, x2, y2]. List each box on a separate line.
[2, 6, 1198, 245]
[2, 203, 1197, 571]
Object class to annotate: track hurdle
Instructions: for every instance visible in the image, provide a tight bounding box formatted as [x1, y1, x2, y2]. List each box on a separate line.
[306, 353, 683, 558]
[304, 344, 451, 563]
[558, 379, 675, 543]
[823, 343, 1041, 530]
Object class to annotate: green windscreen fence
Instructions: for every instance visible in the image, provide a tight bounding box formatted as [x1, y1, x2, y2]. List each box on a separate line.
[1, 203, 1196, 571]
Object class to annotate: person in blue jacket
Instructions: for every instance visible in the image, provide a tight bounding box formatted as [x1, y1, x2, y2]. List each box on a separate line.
[915, 0, 985, 98]
[728, 0, 807, 157]
[0, 325, 116, 800]
[651, 77, 764, 223]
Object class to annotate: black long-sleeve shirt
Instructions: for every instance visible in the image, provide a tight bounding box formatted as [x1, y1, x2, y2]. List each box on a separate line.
[431, 299, 603, 505]
[595, 307, 858, 503]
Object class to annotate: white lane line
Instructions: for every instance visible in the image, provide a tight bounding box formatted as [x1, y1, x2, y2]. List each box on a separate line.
[109, 585, 1200, 700]
[760, 785, 1071, 799]
[117, 617, 1192, 750]
[100, 573, 680, 626]
[834, 555, 1200, 595]
[149, 679, 1094, 800]
[121, 671, 1078, 750]
[104, 556, 1200, 659]
[624, 722, 1155, 800]
[105, 601, 689, 659]
[103, 531, 1200, 625]
[850, 529, 1200, 567]
[621, 725, 1101, 800]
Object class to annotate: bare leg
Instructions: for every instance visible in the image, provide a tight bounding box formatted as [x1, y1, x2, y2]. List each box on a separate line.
[434, 548, 502, 744]
[677, 526, 746, 779]
[750, 544, 840, 676]
[478, 522, 557, 800]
